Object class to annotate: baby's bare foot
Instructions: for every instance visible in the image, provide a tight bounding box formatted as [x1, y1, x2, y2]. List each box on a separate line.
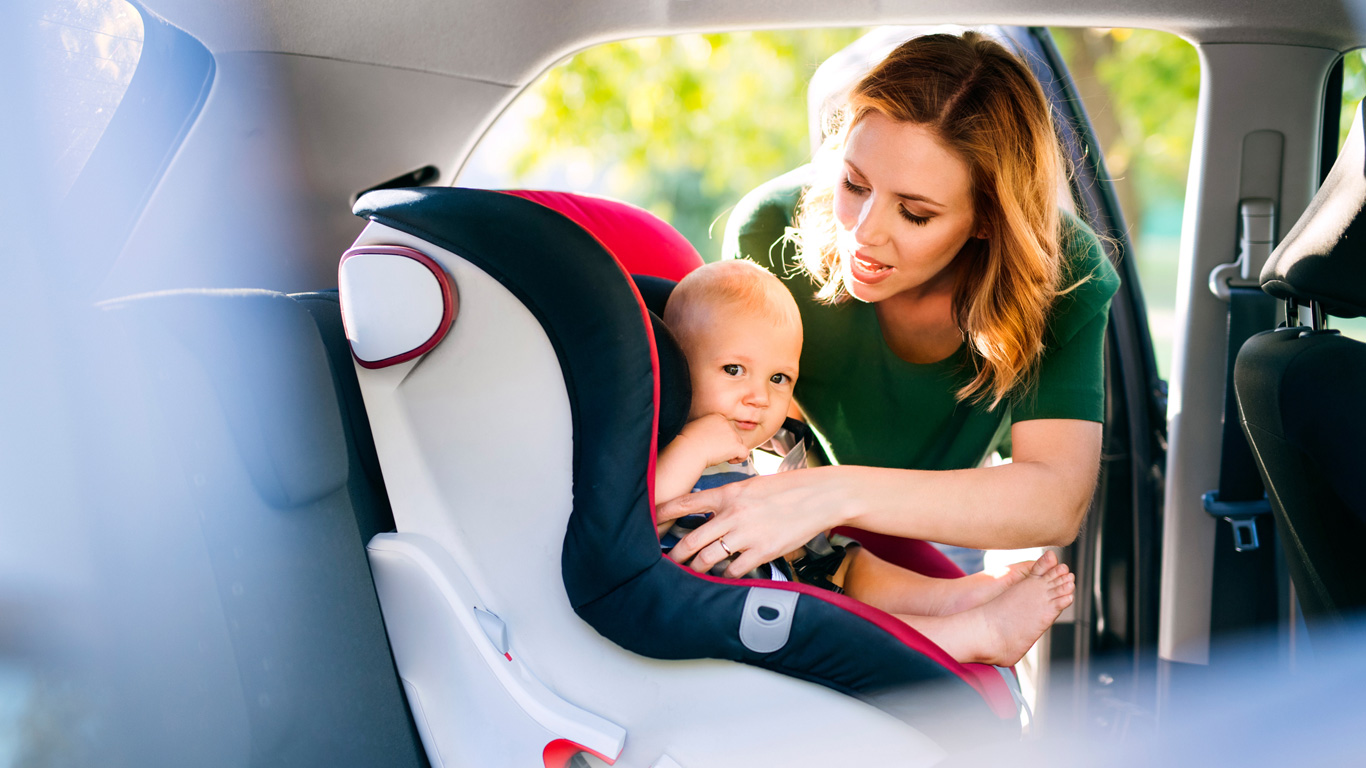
[1029, 549, 1059, 577]
[910, 562, 1074, 667]
[937, 550, 1056, 616]
[969, 563, 1074, 666]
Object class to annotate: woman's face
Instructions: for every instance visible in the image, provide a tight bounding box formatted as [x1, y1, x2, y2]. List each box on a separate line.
[832, 112, 981, 304]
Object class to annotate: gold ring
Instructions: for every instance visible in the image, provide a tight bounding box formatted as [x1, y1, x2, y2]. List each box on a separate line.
[718, 538, 733, 556]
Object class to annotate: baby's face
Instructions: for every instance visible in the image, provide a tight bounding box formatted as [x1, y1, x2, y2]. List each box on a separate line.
[683, 305, 801, 451]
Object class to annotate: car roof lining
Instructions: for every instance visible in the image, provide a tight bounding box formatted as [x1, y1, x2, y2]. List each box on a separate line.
[140, 0, 1365, 87]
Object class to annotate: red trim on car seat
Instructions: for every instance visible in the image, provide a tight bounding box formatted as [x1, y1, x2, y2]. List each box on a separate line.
[675, 562, 1020, 719]
[833, 527, 966, 580]
[338, 245, 457, 369]
[543, 738, 618, 767]
[501, 190, 704, 281]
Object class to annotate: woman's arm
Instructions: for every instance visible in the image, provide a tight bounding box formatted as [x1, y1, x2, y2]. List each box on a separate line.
[659, 417, 1101, 577]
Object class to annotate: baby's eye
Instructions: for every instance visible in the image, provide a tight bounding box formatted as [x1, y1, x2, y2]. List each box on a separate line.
[723, 364, 743, 376]
[770, 373, 791, 385]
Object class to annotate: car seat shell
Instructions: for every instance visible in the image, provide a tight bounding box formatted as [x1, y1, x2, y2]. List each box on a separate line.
[341, 187, 1020, 764]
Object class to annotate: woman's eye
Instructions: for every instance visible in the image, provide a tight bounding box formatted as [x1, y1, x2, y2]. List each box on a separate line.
[723, 364, 743, 376]
[898, 207, 931, 226]
[770, 373, 790, 385]
[841, 177, 868, 195]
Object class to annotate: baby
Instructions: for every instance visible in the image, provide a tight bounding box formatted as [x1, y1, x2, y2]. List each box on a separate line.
[655, 260, 1075, 667]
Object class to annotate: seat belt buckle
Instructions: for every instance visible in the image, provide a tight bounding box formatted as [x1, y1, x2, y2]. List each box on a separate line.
[1202, 491, 1271, 552]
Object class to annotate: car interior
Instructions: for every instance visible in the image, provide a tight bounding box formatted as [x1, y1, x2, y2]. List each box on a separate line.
[7, 0, 1366, 765]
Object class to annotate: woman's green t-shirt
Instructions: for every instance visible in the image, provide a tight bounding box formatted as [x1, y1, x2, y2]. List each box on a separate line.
[723, 166, 1121, 471]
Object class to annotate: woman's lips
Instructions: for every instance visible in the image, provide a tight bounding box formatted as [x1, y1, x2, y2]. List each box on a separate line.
[849, 251, 895, 285]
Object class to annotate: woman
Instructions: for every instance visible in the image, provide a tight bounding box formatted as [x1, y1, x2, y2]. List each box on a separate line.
[660, 31, 1119, 579]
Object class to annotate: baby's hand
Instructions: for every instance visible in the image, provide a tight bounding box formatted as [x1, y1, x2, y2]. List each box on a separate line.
[679, 413, 749, 467]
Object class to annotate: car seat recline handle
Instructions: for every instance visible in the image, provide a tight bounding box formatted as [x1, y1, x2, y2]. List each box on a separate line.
[367, 533, 627, 766]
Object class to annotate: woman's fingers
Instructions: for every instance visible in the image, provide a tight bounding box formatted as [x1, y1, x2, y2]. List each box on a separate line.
[721, 546, 770, 579]
[656, 485, 720, 527]
[668, 507, 727, 565]
[687, 540, 733, 574]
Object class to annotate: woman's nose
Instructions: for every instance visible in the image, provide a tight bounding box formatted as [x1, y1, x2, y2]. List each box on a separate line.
[852, 198, 889, 246]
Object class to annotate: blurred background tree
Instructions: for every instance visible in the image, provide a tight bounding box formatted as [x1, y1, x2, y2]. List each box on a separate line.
[488, 30, 866, 262]
[1050, 29, 1198, 253]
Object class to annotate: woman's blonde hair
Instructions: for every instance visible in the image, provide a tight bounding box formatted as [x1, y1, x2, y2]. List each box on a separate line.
[792, 32, 1076, 409]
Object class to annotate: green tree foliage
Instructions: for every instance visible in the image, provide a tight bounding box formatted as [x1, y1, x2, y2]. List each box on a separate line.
[1050, 28, 1199, 239]
[1340, 50, 1366, 145]
[510, 30, 866, 261]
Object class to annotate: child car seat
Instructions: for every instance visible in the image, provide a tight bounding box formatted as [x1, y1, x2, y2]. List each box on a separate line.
[339, 187, 1022, 767]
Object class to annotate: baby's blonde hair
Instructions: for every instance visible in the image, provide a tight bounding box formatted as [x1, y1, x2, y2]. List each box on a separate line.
[663, 260, 801, 349]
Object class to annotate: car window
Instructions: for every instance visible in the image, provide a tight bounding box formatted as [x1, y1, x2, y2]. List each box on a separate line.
[1050, 28, 1199, 380]
[1334, 50, 1366, 343]
[464, 27, 1198, 377]
[460, 29, 869, 263]
[30, 0, 144, 198]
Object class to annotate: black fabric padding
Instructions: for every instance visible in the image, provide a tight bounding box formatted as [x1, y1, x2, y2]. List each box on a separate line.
[102, 289, 428, 768]
[355, 187, 1008, 739]
[1236, 328, 1366, 628]
[648, 309, 691, 449]
[1261, 101, 1366, 318]
[293, 290, 397, 540]
[632, 276, 690, 448]
[631, 273, 676, 317]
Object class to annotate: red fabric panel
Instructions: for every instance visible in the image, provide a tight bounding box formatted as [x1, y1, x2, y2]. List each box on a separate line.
[502, 190, 704, 281]
[833, 527, 966, 580]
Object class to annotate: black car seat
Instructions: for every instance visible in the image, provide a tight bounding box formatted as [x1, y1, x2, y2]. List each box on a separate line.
[1234, 101, 1366, 631]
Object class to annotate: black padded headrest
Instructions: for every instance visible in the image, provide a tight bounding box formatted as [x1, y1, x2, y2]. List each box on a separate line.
[646, 308, 691, 450]
[632, 273, 676, 317]
[1261, 100, 1366, 318]
[632, 275, 690, 449]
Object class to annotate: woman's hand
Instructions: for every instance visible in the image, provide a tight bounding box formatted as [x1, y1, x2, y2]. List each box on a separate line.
[657, 466, 854, 577]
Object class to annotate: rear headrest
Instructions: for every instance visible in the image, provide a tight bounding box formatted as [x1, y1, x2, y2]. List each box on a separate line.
[1261, 100, 1366, 318]
[102, 289, 348, 508]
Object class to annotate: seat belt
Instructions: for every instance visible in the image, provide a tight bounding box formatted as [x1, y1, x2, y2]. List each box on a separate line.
[1204, 200, 1280, 640]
